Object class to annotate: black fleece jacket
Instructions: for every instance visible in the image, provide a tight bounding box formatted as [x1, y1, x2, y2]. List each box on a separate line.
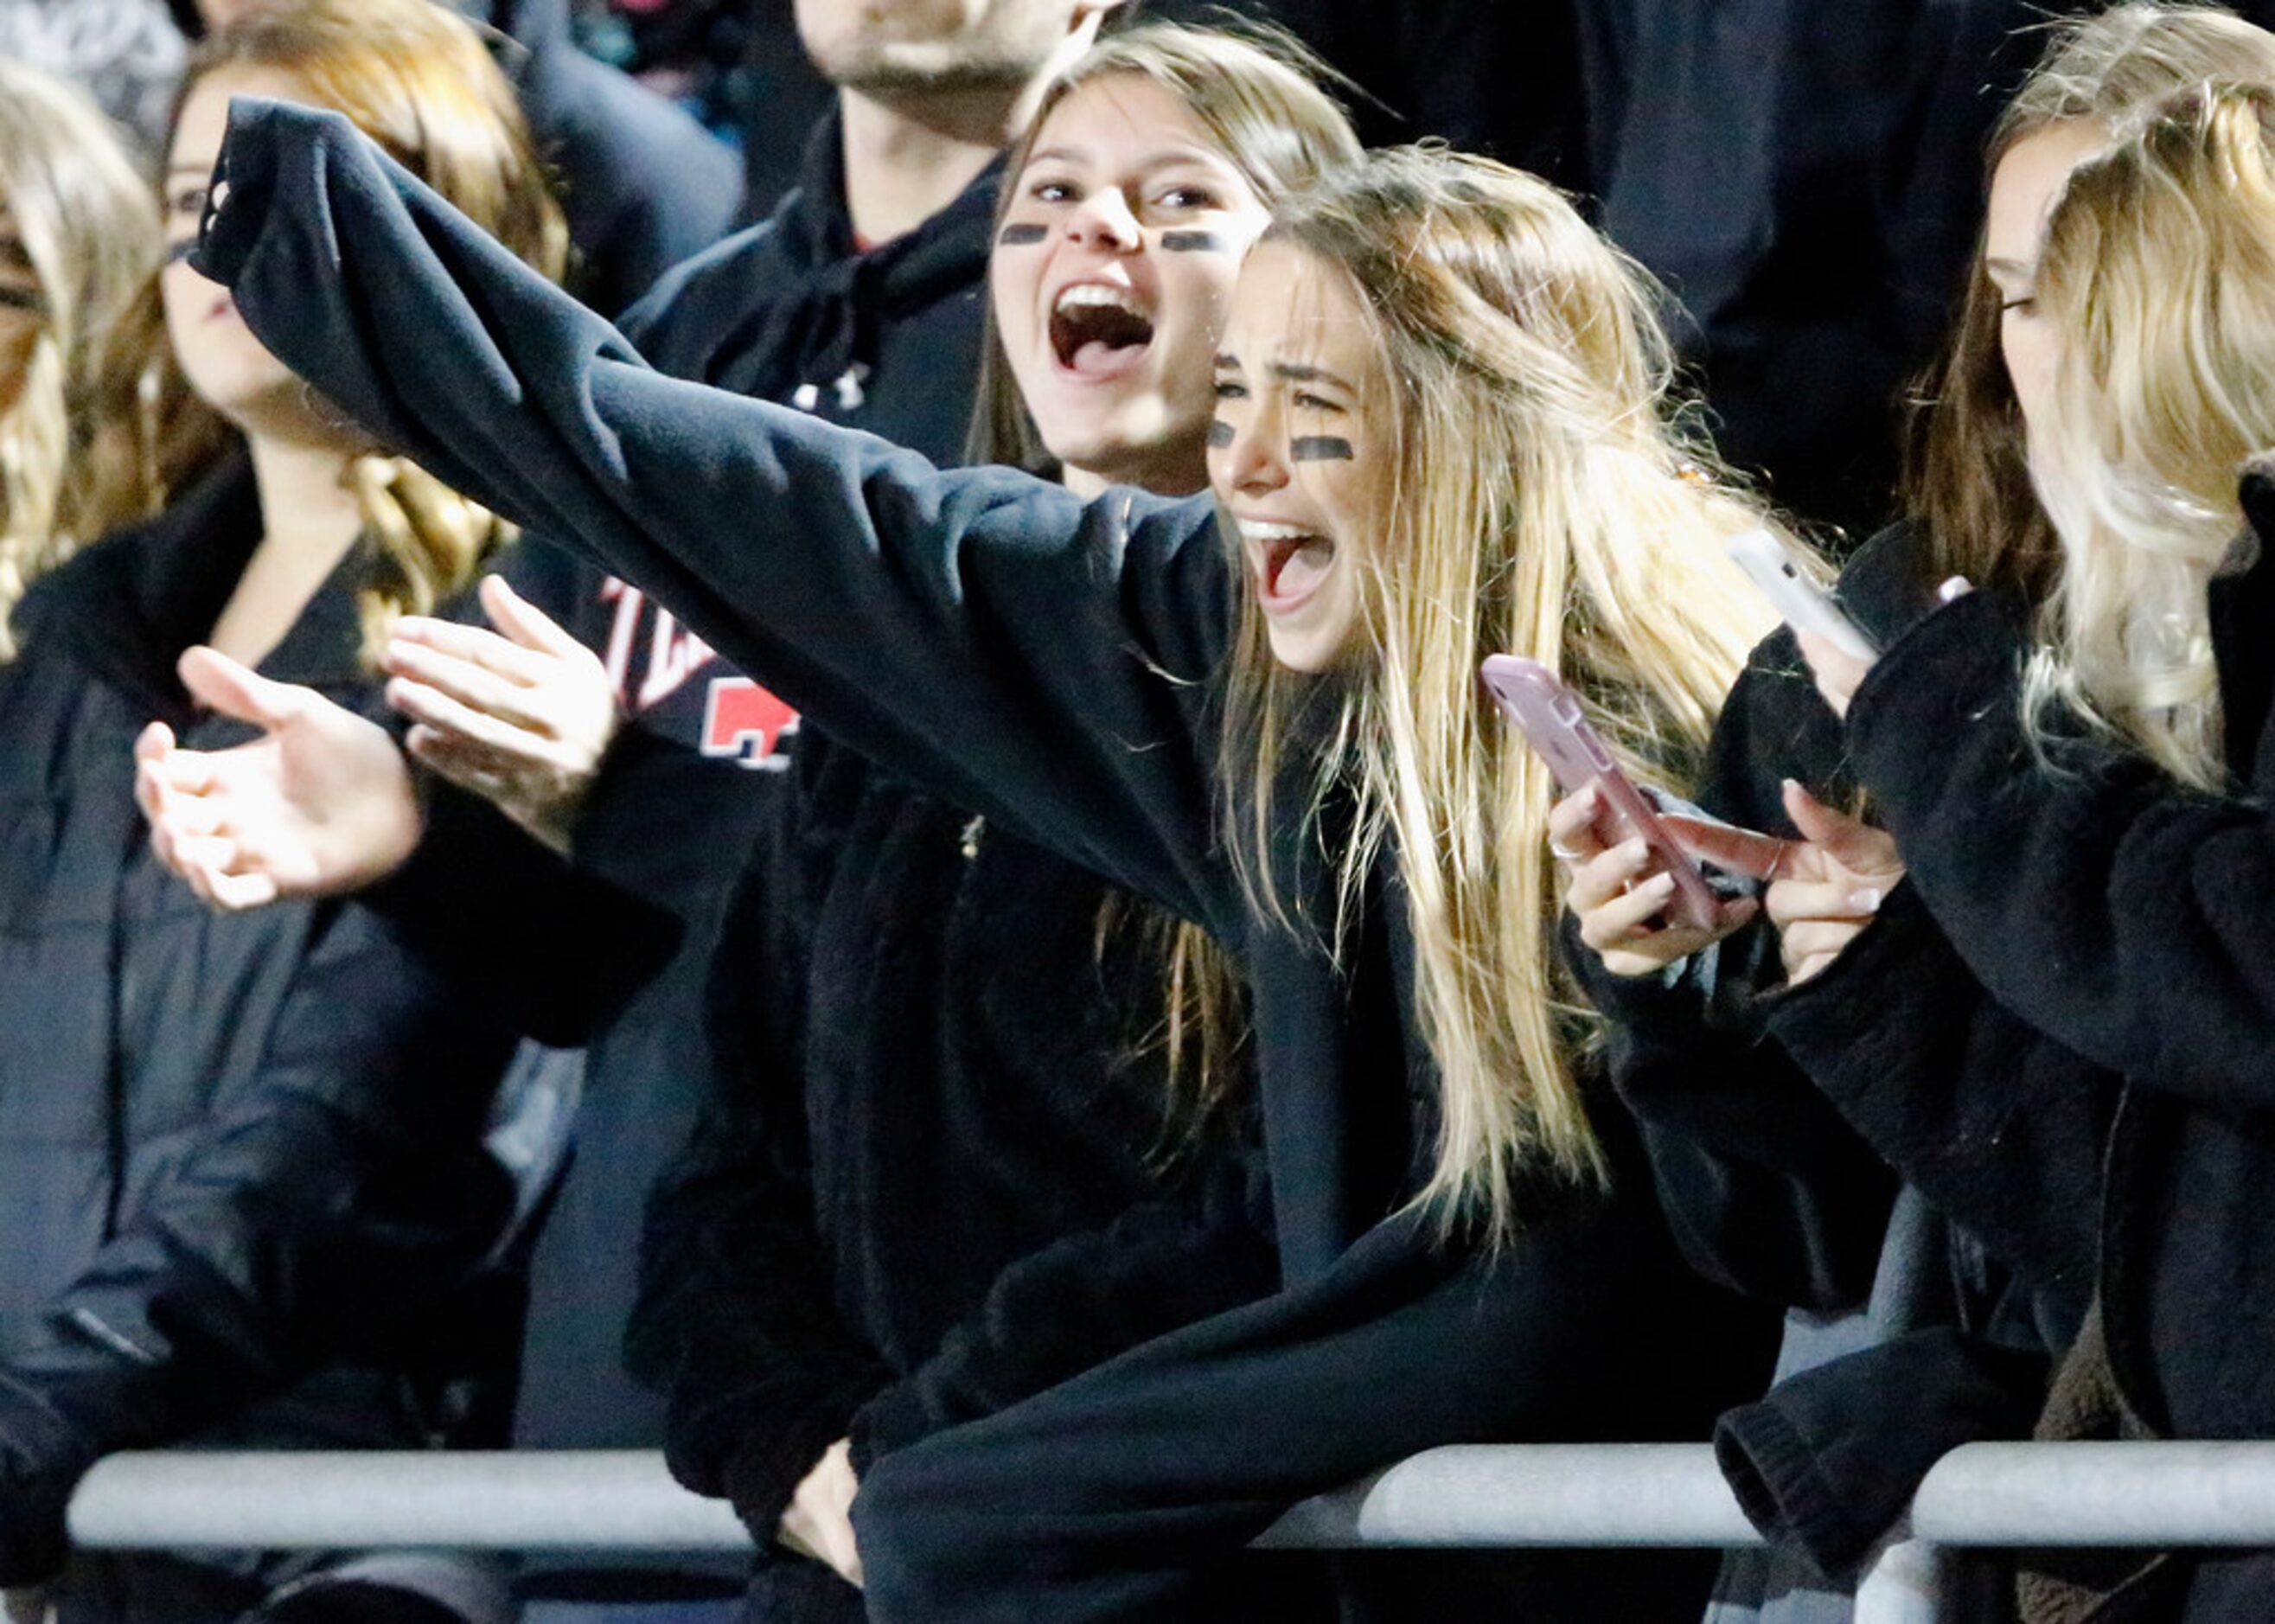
[1818, 459, 2275, 1616]
[1580, 525, 2085, 1581]
[193, 103, 1780, 1623]
[0, 456, 517, 1585]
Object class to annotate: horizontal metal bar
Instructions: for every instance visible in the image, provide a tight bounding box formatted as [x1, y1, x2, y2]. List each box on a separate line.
[1914, 1442, 2275, 1547]
[74, 1442, 2275, 1559]
[1252, 1445, 1761, 1548]
[67, 1452, 751, 1552]
[71, 1446, 1761, 1554]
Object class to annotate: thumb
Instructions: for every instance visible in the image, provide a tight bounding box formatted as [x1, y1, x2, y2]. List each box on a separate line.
[479, 574, 584, 659]
[178, 645, 306, 731]
[1780, 778, 1882, 866]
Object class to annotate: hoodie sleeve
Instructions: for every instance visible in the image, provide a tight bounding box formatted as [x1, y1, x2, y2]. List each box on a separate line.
[1843, 585, 2275, 1122]
[194, 99, 1231, 933]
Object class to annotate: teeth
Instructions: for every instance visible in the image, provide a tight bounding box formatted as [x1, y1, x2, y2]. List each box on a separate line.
[1238, 521, 1315, 544]
[1054, 283, 1147, 318]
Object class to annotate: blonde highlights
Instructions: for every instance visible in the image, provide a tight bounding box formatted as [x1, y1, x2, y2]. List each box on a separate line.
[186, 0, 568, 662]
[1906, 3, 2275, 598]
[1227, 150, 1780, 1233]
[0, 59, 224, 660]
[2023, 83, 2275, 785]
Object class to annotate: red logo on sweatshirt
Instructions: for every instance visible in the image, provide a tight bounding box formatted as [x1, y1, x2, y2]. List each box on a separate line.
[701, 678, 799, 769]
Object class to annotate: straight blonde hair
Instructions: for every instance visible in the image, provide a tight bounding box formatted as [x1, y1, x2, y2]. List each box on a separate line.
[183, 0, 568, 662]
[2024, 83, 2275, 785]
[1225, 150, 1781, 1234]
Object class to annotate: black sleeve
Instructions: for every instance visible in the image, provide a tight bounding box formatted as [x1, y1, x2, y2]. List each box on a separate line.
[0, 904, 515, 1583]
[1842, 586, 2275, 1120]
[847, 1157, 1279, 1474]
[1581, 638, 1899, 1313]
[195, 100, 1231, 933]
[1763, 879, 2110, 1321]
[851, 1132, 1774, 1621]
[1590, 942, 1898, 1314]
[624, 790, 891, 1541]
[357, 768, 681, 1047]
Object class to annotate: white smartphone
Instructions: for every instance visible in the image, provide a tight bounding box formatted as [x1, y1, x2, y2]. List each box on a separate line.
[1725, 528, 1877, 662]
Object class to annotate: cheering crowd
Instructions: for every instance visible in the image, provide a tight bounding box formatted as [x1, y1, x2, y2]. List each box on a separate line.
[1, 3, 2273, 1621]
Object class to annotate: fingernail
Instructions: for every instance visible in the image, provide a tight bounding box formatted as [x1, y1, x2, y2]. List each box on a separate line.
[1644, 871, 1677, 897]
[1938, 576, 1973, 602]
[1848, 887, 1883, 913]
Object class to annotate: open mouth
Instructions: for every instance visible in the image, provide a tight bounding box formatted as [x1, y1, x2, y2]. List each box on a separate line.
[1241, 520, 1336, 607]
[1050, 284, 1153, 377]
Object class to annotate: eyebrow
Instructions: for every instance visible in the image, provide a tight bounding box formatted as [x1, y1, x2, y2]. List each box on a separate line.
[1213, 354, 1357, 393]
[1023, 146, 1231, 174]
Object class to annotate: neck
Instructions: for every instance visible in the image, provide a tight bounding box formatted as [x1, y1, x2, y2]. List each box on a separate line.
[834, 19, 1098, 246]
[248, 433, 364, 558]
[837, 86, 1015, 246]
[206, 431, 364, 667]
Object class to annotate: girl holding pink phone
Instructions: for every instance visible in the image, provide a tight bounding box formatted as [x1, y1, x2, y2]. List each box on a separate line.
[1562, 10, 2275, 1617]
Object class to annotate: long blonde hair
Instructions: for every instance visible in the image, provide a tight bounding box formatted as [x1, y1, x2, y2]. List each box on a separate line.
[1223, 150, 1780, 1234]
[184, 0, 569, 660]
[1905, 3, 2275, 599]
[0, 60, 224, 660]
[2023, 82, 2275, 785]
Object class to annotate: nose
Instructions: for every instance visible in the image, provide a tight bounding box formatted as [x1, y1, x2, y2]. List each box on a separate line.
[1219, 396, 1290, 497]
[1063, 188, 1141, 253]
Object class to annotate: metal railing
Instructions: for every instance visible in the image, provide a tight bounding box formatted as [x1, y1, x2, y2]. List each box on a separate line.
[65, 1442, 2275, 1621]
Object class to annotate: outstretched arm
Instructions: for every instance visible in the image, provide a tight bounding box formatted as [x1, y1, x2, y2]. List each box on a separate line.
[195, 99, 1230, 928]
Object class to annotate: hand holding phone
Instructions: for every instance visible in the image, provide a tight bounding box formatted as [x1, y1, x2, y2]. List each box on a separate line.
[1480, 655, 1720, 931]
[1724, 528, 1877, 662]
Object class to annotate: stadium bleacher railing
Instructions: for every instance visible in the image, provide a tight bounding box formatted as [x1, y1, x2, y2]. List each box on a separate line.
[67, 1442, 2275, 1622]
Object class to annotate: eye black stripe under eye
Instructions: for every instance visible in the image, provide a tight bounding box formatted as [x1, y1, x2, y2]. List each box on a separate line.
[1159, 230, 1226, 253]
[1290, 436, 1353, 462]
[996, 222, 1047, 246]
[0, 285, 40, 314]
[1206, 419, 1233, 448]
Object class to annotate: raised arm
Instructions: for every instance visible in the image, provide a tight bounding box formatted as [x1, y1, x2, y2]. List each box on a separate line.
[1844, 585, 2275, 1119]
[195, 99, 1230, 927]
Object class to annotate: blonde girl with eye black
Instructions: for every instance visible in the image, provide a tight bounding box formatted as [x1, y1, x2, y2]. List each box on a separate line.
[157, 107, 1801, 1618]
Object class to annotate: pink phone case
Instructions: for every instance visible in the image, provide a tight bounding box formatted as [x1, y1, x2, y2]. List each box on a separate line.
[1479, 655, 1720, 930]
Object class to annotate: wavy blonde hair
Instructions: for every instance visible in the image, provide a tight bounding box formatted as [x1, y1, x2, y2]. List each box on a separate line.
[0, 59, 225, 661]
[185, 0, 568, 660]
[2023, 82, 2275, 785]
[1906, 4, 2275, 599]
[1220, 150, 1781, 1234]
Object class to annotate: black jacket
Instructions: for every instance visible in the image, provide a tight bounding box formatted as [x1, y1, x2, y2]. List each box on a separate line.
[0, 456, 518, 1584]
[195, 103, 1781, 1622]
[1809, 459, 2275, 1617]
